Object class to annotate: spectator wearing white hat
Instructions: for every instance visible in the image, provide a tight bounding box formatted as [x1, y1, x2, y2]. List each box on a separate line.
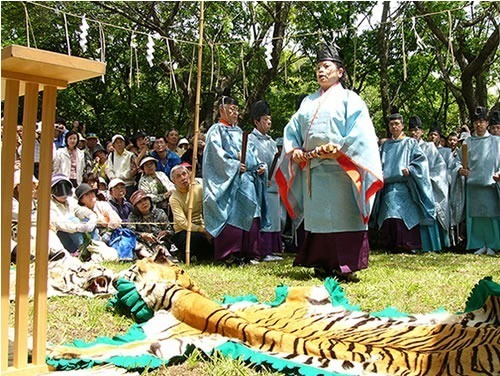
[177, 137, 189, 157]
[138, 156, 176, 214]
[108, 178, 133, 221]
[105, 134, 137, 199]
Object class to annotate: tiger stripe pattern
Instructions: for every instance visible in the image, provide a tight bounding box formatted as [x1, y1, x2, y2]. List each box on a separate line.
[50, 263, 499, 376]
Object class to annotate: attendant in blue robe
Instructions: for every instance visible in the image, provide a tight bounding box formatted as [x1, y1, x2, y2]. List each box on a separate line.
[376, 111, 435, 252]
[278, 44, 383, 282]
[248, 100, 283, 261]
[489, 111, 500, 136]
[452, 106, 500, 255]
[203, 95, 269, 264]
[408, 116, 450, 251]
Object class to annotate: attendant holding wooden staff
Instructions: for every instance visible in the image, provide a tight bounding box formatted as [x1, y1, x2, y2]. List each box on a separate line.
[202, 95, 268, 265]
[248, 100, 283, 261]
[240, 131, 248, 166]
[277, 43, 383, 282]
[454, 106, 500, 256]
[376, 110, 435, 254]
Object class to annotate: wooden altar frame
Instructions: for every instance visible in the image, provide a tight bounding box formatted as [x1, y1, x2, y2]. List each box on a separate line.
[1, 45, 105, 375]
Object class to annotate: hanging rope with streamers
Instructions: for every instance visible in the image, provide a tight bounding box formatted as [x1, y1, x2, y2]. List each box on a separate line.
[22, 2, 37, 48]
[187, 44, 196, 95]
[146, 33, 155, 67]
[241, 44, 248, 101]
[401, 22, 407, 81]
[98, 22, 106, 82]
[164, 37, 178, 92]
[411, 16, 427, 51]
[25, 0, 467, 49]
[63, 12, 71, 55]
[79, 14, 89, 52]
[209, 42, 215, 92]
[446, 11, 455, 67]
[23, 2, 30, 48]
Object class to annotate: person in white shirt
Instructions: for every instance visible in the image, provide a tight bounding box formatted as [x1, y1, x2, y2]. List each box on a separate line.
[53, 130, 86, 187]
[50, 174, 98, 255]
[75, 183, 122, 244]
[105, 134, 137, 199]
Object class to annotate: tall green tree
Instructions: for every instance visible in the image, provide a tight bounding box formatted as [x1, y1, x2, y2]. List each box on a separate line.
[2, 1, 498, 140]
[414, 1, 499, 123]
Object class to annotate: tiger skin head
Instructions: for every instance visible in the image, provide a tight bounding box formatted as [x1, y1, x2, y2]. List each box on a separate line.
[134, 252, 208, 297]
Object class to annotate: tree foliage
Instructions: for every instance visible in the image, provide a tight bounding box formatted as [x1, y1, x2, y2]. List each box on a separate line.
[2, 1, 498, 142]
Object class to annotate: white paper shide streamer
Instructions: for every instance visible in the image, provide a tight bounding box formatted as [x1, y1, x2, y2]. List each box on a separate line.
[262, 24, 274, 70]
[411, 17, 427, 51]
[79, 14, 89, 53]
[146, 34, 155, 67]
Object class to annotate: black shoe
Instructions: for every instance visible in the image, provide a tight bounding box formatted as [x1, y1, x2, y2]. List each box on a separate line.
[223, 255, 243, 267]
[314, 267, 332, 279]
[333, 271, 360, 283]
[48, 249, 66, 262]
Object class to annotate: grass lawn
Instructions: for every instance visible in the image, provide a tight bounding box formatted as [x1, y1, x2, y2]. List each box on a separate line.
[11, 250, 499, 375]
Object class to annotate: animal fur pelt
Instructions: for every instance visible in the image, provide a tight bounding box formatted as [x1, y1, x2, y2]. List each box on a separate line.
[9, 251, 115, 300]
[48, 259, 499, 375]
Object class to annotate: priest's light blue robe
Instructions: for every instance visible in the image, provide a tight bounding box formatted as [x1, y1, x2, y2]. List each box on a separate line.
[203, 122, 269, 238]
[377, 137, 435, 231]
[419, 141, 450, 251]
[248, 128, 281, 233]
[277, 83, 383, 234]
[451, 133, 500, 250]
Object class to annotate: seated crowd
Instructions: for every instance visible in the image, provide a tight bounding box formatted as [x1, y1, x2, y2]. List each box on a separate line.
[41, 124, 212, 263]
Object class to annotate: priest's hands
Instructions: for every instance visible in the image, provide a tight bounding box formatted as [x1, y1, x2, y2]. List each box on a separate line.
[459, 167, 470, 177]
[292, 149, 307, 163]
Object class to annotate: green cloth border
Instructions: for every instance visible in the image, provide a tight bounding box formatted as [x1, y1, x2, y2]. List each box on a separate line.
[215, 341, 348, 376]
[462, 276, 500, 313]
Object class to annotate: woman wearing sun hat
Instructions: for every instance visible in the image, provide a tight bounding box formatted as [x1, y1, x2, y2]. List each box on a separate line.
[138, 156, 176, 215]
[127, 189, 176, 260]
[50, 174, 99, 255]
[75, 183, 122, 244]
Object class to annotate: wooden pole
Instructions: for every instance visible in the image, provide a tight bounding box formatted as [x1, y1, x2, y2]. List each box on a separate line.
[1, 79, 20, 372]
[32, 85, 56, 364]
[186, 0, 205, 266]
[14, 82, 38, 369]
[461, 143, 468, 170]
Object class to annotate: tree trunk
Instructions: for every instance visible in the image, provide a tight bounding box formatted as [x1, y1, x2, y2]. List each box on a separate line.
[414, 2, 499, 122]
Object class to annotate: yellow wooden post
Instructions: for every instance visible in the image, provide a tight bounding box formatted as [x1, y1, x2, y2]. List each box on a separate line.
[32, 85, 57, 364]
[14, 82, 39, 369]
[1, 79, 20, 372]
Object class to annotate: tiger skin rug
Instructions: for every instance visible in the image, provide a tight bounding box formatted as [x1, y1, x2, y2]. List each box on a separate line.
[48, 256, 500, 376]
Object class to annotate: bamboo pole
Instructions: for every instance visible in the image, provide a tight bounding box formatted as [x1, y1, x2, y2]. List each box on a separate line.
[185, 0, 205, 266]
